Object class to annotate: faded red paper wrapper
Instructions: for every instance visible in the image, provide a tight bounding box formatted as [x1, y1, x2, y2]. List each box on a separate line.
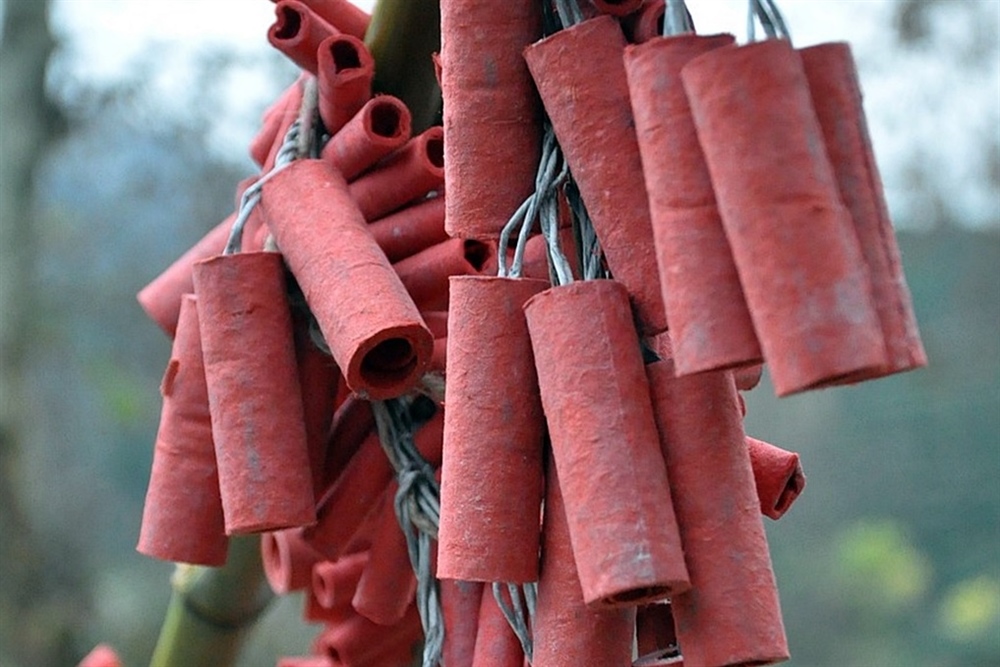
[682, 39, 887, 395]
[625, 34, 763, 376]
[193, 252, 316, 534]
[291, 311, 340, 497]
[268, 0, 338, 74]
[525, 279, 688, 606]
[532, 455, 636, 666]
[348, 127, 446, 221]
[312, 551, 369, 611]
[284, 0, 370, 39]
[321, 95, 413, 182]
[646, 358, 789, 666]
[746, 436, 806, 520]
[260, 159, 433, 400]
[77, 644, 122, 667]
[369, 195, 447, 263]
[137, 295, 228, 566]
[472, 587, 525, 667]
[800, 42, 927, 380]
[312, 604, 423, 666]
[440, 0, 541, 240]
[524, 16, 667, 335]
[393, 238, 493, 312]
[308, 410, 443, 558]
[317, 34, 374, 135]
[437, 276, 548, 583]
[276, 656, 335, 667]
[352, 481, 417, 626]
[262, 527, 324, 594]
[441, 579, 483, 667]
[321, 395, 374, 487]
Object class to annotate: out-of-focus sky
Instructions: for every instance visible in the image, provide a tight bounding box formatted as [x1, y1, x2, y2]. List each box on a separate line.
[34, 0, 1000, 228]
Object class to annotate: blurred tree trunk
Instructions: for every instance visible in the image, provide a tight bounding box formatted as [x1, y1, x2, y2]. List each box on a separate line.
[0, 1, 80, 665]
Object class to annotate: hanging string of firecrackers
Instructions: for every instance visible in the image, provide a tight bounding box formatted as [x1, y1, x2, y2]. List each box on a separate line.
[121, 0, 928, 665]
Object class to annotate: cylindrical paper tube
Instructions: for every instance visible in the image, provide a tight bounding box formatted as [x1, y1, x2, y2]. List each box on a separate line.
[524, 16, 667, 335]
[308, 432, 393, 559]
[623, 0, 665, 44]
[420, 310, 449, 338]
[193, 252, 316, 534]
[524, 280, 688, 605]
[352, 481, 417, 626]
[262, 528, 325, 594]
[438, 276, 547, 583]
[308, 410, 444, 558]
[293, 0, 369, 39]
[592, 0, 644, 17]
[636, 603, 679, 661]
[312, 552, 370, 610]
[260, 159, 433, 400]
[369, 195, 447, 263]
[317, 34, 374, 135]
[348, 127, 446, 221]
[472, 588, 525, 667]
[799, 42, 926, 378]
[321, 95, 413, 182]
[682, 39, 887, 395]
[441, 580, 483, 667]
[250, 76, 305, 167]
[393, 238, 493, 312]
[625, 34, 763, 375]
[276, 656, 335, 667]
[322, 396, 374, 485]
[440, 0, 541, 240]
[137, 295, 228, 566]
[292, 312, 341, 497]
[137, 215, 233, 337]
[533, 457, 636, 666]
[646, 359, 789, 666]
[77, 644, 122, 667]
[313, 604, 423, 666]
[268, 0, 339, 75]
[746, 436, 806, 520]
[304, 586, 354, 625]
[734, 363, 764, 391]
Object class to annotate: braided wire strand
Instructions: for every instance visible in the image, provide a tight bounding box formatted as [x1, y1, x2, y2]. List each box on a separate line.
[373, 398, 444, 667]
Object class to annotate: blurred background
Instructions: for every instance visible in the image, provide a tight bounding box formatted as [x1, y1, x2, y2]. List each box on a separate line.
[0, 0, 996, 665]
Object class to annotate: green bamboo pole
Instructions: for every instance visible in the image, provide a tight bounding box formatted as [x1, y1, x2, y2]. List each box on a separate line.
[364, 0, 442, 133]
[149, 537, 273, 667]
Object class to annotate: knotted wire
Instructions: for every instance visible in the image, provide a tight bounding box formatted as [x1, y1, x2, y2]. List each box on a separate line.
[497, 127, 570, 279]
[372, 397, 444, 667]
[223, 76, 320, 256]
[493, 581, 537, 661]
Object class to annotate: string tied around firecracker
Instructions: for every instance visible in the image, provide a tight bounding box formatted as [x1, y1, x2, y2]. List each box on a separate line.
[223, 76, 321, 256]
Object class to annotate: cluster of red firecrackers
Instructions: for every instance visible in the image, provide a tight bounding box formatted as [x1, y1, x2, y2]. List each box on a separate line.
[75, 0, 928, 666]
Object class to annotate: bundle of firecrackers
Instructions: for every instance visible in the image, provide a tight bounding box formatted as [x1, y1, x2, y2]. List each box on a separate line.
[95, 0, 927, 666]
